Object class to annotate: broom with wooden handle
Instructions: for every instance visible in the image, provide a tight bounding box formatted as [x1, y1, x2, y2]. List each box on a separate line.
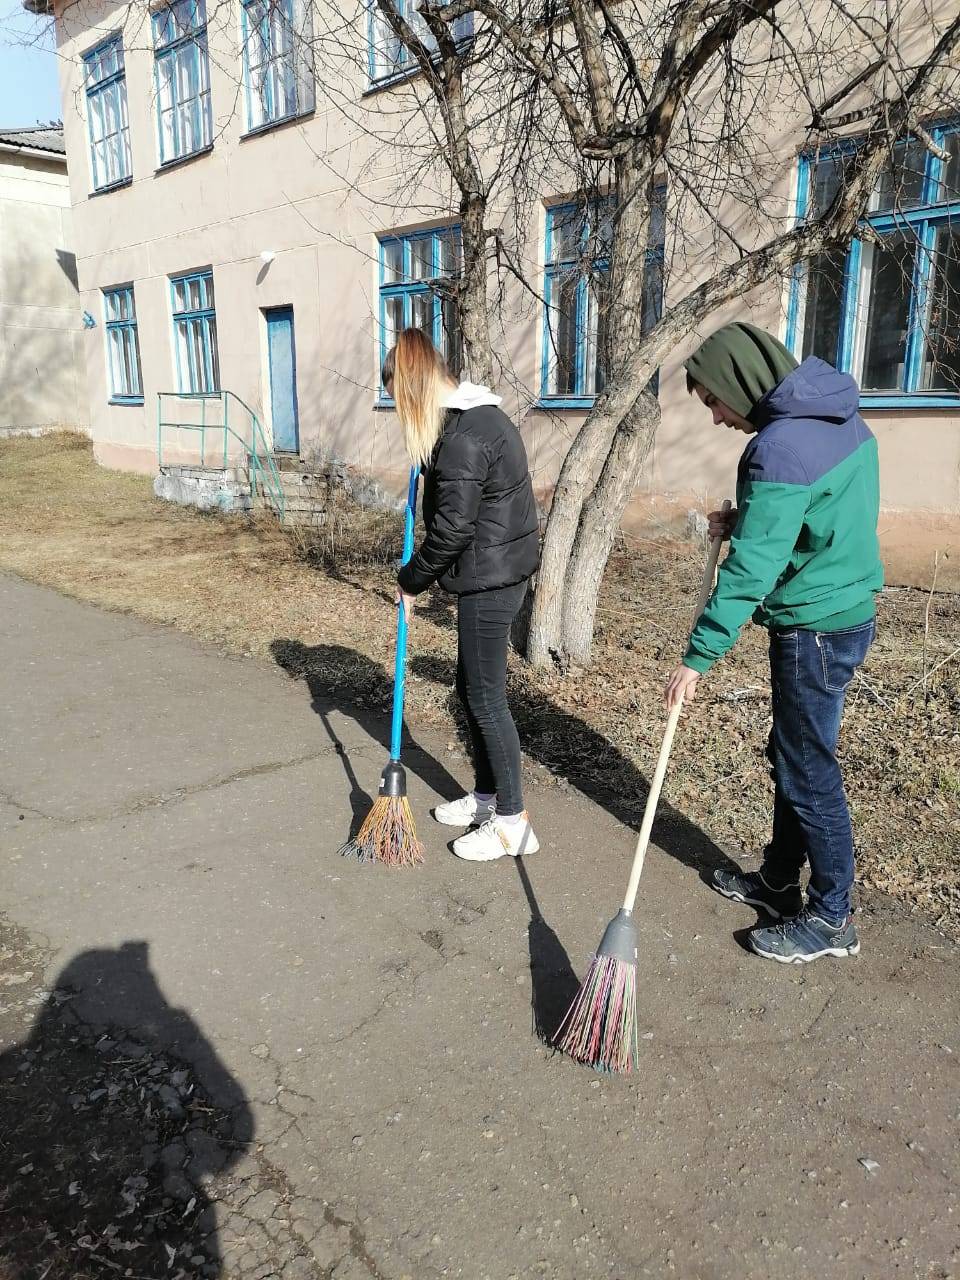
[553, 500, 732, 1073]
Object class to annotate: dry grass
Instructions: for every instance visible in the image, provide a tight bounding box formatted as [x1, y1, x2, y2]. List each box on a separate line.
[2, 434, 958, 934]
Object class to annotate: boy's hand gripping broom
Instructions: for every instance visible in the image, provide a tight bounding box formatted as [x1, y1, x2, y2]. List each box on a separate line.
[339, 467, 424, 867]
[553, 501, 732, 1072]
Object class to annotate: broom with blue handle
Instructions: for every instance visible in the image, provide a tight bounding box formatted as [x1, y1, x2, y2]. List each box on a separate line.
[340, 466, 424, 867]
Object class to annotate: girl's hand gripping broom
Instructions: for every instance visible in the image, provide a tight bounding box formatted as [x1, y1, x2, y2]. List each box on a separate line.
[339, 466, 424, 867]
[553, 500, 732, 1072]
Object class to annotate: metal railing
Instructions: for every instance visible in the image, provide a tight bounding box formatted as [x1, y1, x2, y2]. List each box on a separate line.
[157, 390, 285, 520]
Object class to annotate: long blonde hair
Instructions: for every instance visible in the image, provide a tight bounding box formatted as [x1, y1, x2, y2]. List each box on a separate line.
[383, 328, 452, 466]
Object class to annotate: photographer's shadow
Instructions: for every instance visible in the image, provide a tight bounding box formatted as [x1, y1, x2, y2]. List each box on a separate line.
[0, 940, 253, 1276]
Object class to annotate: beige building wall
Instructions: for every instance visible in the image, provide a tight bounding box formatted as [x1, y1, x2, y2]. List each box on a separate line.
[0, 147, 87, 431]
[51, 0, 960, 586]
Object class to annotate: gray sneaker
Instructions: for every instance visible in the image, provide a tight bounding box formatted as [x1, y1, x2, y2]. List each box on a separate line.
[711, 867, 803, 919]
[748, 908, 860, 964]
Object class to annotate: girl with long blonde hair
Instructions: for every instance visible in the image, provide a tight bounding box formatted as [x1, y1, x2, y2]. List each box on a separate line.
[385, 328, 541, 861]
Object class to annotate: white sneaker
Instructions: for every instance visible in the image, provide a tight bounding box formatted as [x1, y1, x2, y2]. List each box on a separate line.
[452, 815, 540, 861]
[433, 793, 495, 828]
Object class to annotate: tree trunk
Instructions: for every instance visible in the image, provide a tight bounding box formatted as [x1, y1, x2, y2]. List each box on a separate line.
[561, 392, 660, 663]
[458, 192, 494, 385]
[528, 123, 883, 670]
[526, 399, 622, 667]
[527, 147, 654, 668]
[522, 9, 956, 671]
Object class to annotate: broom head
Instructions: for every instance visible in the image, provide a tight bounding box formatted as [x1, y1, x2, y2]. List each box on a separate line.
[339, 760, 424, 867]
[552, 908, 639, 1074]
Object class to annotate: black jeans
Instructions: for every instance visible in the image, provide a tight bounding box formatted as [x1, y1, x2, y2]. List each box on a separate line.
[764, 619, 876, 921]
[455, 580, 528, 816]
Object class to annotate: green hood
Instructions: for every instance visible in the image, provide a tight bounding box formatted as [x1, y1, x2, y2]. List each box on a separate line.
[685, 323, 799, 421]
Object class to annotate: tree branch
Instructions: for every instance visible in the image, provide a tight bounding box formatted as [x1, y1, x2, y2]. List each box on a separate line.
[434, 0, 594, 149]
[594, 0, 649, 110]
[617, 6, 960, 441]
[811, 55, 886, 129]
[566, 0, 616, 134]
[373, 0, 445, 102]
[645, 0, 783, 150]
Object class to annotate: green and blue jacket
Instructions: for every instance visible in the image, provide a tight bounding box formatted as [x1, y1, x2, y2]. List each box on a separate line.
[685, 357, 883, 674]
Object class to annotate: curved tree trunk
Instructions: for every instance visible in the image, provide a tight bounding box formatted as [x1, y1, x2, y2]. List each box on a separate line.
[561, 392, 660, 663]
[528, 147, 654, 668]
[527, 130, 883, 671]
[526, 400, 621, 667]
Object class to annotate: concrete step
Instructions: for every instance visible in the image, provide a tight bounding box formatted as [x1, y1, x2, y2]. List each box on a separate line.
[161, 464, 248, 486]
[252, 494, 328, 522]
[280, 511, 328, 528]
[274, 481, 329, 498]
[250, 470, 329, 493]
[254, 492, 326, 510]
[253, 491, 327, 508]
[273, 452, 307, 472]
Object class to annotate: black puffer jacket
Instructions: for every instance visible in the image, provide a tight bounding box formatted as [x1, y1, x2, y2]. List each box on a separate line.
[397, 403, 540, 596]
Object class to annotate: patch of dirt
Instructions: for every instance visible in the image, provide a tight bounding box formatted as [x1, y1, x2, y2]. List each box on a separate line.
[1, 434, 957, 935]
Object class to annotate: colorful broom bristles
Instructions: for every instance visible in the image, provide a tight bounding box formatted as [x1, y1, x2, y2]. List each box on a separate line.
[339, 795, 424, 867]
[552, 953, 638, 1074]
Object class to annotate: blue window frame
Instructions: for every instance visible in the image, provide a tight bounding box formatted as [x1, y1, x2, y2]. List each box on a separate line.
[540, 193, 666, 407]
[153, 0, 213, 165]
[378, 226, 462, 399]
[103, 285, 143, 402]
[242, 0, 315, 132]
[367, 1, 472, 87]
[171, 269, 220, 394]
[787, 123, 960, 407]
[82, 35, 132, 191]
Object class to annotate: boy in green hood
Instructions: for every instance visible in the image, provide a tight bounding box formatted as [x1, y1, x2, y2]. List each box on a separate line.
[666, 322, 883, 964]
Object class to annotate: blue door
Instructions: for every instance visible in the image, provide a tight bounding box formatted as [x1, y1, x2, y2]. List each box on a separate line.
[265, 306, 300, 453]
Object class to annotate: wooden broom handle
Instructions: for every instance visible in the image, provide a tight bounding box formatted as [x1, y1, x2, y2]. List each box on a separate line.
[621, 500, 732, 913]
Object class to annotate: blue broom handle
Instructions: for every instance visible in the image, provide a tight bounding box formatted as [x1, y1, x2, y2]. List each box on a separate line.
[390, 466, 420, 761]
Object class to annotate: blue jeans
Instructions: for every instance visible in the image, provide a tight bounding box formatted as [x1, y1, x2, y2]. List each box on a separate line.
[763, 620, 875, 922]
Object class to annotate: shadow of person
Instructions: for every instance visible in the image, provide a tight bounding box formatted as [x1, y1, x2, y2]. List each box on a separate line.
[270, 639, 468, 846]
[407, 652, 739, 881]
[513, 857, 581, 1044]
[0, 940, 253, 1278]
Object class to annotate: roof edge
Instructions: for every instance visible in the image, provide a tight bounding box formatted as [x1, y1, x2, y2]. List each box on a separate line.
[0, 141, 67, 162]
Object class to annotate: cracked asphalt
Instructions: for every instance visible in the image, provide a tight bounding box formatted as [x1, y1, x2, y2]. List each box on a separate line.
[1, 572, 959, 1280]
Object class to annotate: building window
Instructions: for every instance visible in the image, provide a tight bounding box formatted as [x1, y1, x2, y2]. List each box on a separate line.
[171, 270, 220, 393]
[153, 0, 213, 165]
[103, 285, 143, 402]
[788, 123, 960, 406]
[378, 227, 462, 396]
[367, 1, 472, 86]
[243, 0, 315, 131]
[541, 194, 666, 406]
[82, 35, 132, 191]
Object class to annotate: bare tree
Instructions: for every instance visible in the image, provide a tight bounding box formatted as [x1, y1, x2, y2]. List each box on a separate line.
[405, 0, 960, 666]
[23, 0, 960, 668]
